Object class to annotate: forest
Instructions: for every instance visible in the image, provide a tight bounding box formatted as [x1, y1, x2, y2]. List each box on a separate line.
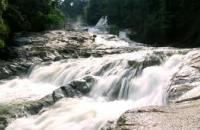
[84, 0, 200, 47]
[1, 1, 200, 130]
[0, 0, 65, 48]
[1, 0, 200, 48]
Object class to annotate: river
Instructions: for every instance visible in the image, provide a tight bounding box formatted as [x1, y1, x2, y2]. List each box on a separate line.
[0, 25, 191, 130]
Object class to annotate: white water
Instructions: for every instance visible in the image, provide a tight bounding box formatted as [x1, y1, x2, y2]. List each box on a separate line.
[88, 16, 109, 34]
[1, 18, 185, 129]
[94, 35, 129, 49]
[95, 16, 108, 29]
[3, 48, 184, 130]
[119, 31, 130, 41]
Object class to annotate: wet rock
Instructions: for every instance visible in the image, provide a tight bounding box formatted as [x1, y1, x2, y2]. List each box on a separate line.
[25, 77, 95, 115]
[52, 85, 81, 102]
[0, 62, 31, 80]
[101, 121, 116, 130]
[0, 30, 96, 80]
[0, 103, 31, 130]
[69, 36, 85, 43]
[53, 56, 63, 61]
[79, 51, 91, 58]
[0, 117, 8, 130]
[128, 54, 163, 68]
[0, 75, 97, 129]
[70, 79, 92, 94]
[52, 77, 95, 102]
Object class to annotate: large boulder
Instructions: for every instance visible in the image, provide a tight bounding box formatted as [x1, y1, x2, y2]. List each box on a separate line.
[115, 100, 200, 130]
[52, 76, 95, 102]
[112, 50, 200, 130]
[0, 76, 96, 129]
[168, 50, 200, 103]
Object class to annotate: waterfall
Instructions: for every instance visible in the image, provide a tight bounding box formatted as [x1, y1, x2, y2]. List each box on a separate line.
[3, 48, 184, 130]
[95, 16, 108, 28]
[119, 31, 130, 41]
[88, 16, 109, 34]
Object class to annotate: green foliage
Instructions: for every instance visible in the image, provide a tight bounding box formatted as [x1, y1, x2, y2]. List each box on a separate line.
[4, 5, 30, 32]
[0, 19, 9, 36]
[61, 0, 86, 19]
[0, 39, 5, 48]
[0, 0, 65, 48]
[109, 25, 119, 35]
[0, 0, 8, 12]
[4, 0, 65, 32]
[45, 9, 65, 28]
[31, 9, 65, 31]
[0, 0, 9, 48]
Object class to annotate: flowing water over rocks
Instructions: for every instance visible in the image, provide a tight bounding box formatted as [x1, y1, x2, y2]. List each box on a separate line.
[0, 29, 200, 130]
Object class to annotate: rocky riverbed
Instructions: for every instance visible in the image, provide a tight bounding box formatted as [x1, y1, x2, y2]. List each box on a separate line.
[0, 30, 148, 81]
[1, 30, 200, 130]
[114, 50, 200, 130]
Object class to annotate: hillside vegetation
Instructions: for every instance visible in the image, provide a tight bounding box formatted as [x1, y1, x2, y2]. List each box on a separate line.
[85, 0, 200, 47]
[0, 0, 65, 48]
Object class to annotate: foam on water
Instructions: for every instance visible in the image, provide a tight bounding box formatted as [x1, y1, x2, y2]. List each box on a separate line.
[94, 35, 129, 49]
[6, 98, 134, 130]
[0, 78, 57, 103]
[4, 52, 184, 130]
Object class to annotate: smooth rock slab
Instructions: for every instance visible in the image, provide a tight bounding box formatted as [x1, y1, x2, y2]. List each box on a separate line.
[116, 100, 200, 130]
[168, 50, 200, 103]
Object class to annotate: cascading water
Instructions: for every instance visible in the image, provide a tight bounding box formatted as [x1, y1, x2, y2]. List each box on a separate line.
[88, 16, 109, 34]
[95, 16, 108, 29]
[2, 45, 184, 130]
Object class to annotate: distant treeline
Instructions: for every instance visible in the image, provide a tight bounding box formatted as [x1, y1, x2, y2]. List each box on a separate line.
[61, 0, 200, 47]
[0, 0, 65, 48]
[1, 0, 200, 48]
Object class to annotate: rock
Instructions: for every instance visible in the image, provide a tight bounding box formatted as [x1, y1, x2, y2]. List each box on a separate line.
[26, 77, 95, 115]
[115, 100, 200, 130]
[112, 50, 200, 130]
[0, 76, 96, 129]
[0, 30, 97, 80]
[168, 50, 200, 103]
[127, 54, 164, 77]
[176, 86, 200, 103]
[101, 121, 116, 130]
[52, 85, 81, 102]
[70, 79, 92, 94]
[69, 36, 85, 43]
[52, 77, 95, 101]
[0, 74, 97, 130]
[0, 103, 31, 130]
[128, 53, 163, 67]
[0, 117, 7, 130]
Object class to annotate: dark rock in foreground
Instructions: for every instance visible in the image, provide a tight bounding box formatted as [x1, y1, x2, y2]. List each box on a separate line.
[0, 76, 96, 129]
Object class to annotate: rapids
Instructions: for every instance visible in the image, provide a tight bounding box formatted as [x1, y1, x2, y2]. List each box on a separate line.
[0, 25, 187, 130]
[3, 49, 184, 130]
